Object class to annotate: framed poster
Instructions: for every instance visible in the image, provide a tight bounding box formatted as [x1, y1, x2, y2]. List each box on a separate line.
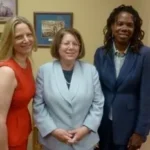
[34, 12, 73, 47]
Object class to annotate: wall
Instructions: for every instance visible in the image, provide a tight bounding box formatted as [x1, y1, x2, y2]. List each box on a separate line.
[17, 0, 129, 67]
[0, 0, 150, 149]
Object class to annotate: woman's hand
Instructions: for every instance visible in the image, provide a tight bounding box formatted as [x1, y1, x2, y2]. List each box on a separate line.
[94, 143, 100, 150]
[128, 133, 144, 150]
[68, 126, 91, 144]
[51, 128, 73, 144]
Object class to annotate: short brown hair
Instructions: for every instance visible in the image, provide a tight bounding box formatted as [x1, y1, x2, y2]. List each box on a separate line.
[51, 28, 85, 59]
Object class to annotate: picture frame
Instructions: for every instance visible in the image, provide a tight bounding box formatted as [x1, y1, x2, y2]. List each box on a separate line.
[34, 12, 73, 47]
[0, 0, 18, 23]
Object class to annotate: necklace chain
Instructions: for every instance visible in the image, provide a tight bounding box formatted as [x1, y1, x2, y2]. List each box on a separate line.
[66, 80, 71, 84]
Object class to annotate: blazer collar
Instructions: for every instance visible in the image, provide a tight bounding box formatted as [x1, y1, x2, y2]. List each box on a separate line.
[116, 49, 137, 88]
[113, 41, 129, 55]
[104, 46, 137, 90]
[53, 60, 82, 104]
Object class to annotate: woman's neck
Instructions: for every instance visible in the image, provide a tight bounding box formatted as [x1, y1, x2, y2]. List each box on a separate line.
[13, 55, 27, 68]
[114, 41, 129, 53]
[60, 60, 75, 71]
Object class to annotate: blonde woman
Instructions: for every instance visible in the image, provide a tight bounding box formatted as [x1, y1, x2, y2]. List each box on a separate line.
[0, 16, 37, 150]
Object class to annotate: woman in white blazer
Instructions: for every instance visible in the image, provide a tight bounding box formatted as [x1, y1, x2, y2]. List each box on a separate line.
[33, 28, 104, 150]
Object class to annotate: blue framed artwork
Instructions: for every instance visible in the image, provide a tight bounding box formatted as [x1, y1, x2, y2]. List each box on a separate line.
[34, 12, 73, 47]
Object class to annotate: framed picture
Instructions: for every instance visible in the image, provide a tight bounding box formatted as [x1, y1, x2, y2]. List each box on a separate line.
[34, 12, 73, 47]
[0, 0, 18, 23]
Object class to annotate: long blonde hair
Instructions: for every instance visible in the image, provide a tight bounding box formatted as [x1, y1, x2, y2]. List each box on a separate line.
[0, 16, 37, 61]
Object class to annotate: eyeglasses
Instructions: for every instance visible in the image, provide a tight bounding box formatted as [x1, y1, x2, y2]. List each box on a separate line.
[61, 42, 80, 48]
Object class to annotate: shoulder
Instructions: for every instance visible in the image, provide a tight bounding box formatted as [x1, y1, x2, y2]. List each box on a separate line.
[79, 60, 93, 67]
[0, 66, 15, 80]
[78, 61, 99, 80]
[78, 61, 97, 72]
[0, 59, 12, 66]
[0, 59, 17, 71]
[139, 45, 150, 55]
[94, 46, 106, 58]
[95, 46, 105, 53]
[36, 61, 55, 77]
[39, 62, 53, 71]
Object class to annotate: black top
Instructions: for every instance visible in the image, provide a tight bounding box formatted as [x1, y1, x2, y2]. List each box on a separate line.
[63, 69, 73, 88]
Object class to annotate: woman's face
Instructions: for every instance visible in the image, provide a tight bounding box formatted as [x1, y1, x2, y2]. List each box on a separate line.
[58, 33, 80, 63]
[13, 23, 34, 57]
[111, 11, 134, 45]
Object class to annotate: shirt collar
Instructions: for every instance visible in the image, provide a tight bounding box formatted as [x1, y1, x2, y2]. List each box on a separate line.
[113, 42, 129, 56]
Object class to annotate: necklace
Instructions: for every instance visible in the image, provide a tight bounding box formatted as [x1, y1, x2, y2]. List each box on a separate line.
[66, 80, 71, 85]
[63, 69, 72, 85]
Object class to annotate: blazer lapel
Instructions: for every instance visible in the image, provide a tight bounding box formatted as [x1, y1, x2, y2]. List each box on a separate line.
[69, 61, 81, 101]
[116, 50, 137, 88]
[53, 60, 71, 103]
[102, 49, 116, 90]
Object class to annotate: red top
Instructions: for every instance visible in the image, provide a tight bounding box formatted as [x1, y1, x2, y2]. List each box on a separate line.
[0, 58, 35, 146]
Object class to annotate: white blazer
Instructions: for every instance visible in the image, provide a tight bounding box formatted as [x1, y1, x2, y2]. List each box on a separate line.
[33, 60, 104, 150]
